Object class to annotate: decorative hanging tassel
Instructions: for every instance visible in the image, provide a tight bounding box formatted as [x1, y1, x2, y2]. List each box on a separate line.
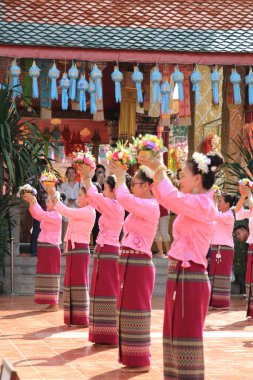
[77, 74, 88, 111]
[68, 62, 79, 101]
[91, 64, 103, 100]
[60, 73, 70, 110]
[29, 60, 40, 99]
[190, 67, 202, 104]
[161, 81, 171, 113]
[151, 66, 162, 103]
[132, 66, 143, 104]
[230, 68, 241, 104]
[245, 68, 253, 105]
[172, 65, 184, 101]
[210, 66, 220, 105]
[10, 59, 22, 99]
[111, 66, 123, 103]
[88, 79, 97, 114]
[48, 62, 60, 100]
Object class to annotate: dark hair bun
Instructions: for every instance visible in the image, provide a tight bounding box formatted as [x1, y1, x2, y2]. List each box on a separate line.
[106, 175, 116, 190]
[60, 192, 66, 202]
[222, 192, 239, 207]
[207, 154, 224, 172]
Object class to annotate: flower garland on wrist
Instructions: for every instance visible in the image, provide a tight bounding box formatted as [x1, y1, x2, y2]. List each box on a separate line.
[18, 184, 37, 197]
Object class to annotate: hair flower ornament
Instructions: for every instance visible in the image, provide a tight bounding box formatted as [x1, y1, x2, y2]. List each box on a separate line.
[192, 152, 211, 174]
[139, 165, 154, 179]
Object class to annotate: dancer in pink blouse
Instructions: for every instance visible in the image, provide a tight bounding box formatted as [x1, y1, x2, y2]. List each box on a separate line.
[110, 163, 160, 373]
[45, 185, 96, 326]
[236, 185, 253, 318]
[209, 193, 238, 309]
[22, 192, 62, 312]
[79, 165, 125, 345]
[139, 152, 224, 380]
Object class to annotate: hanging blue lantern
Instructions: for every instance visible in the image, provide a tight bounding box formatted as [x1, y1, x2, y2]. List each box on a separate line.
[172, 66, 184, 101]
[161, 81, 171, 114]
[91, 64, 103, 100]
[48, 62, 60, 100]
[10, 60, 22, 99]
[245, 68, 253, 106]
[88, 79, 97, 114]
[151, 66, 162, 103]
[68, 62, 79, 101]
[77, 74, 88, 111]
[111, 66, 123, 103]
[230, 68, 241, 104]
[29, 60, 40, 99]
[132, 66, 143, 104]
[190, 67, 202, 104]
[60, 73, 70, 110]
[210, 67, 220, 105]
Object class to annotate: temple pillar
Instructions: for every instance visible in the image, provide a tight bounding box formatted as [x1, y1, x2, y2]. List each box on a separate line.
[188, 65, 223, 156]
[221, 66, 246, 159]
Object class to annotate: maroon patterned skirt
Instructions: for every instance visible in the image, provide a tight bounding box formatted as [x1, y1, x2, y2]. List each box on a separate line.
[209, 245, 234, 308]
[117, 247, 155, 367]
[89, 244, 119, 344]
[35, 243, 61, 305]
[246, 244, 253, 318]
[164, 258, 210, 380]
[63, 242, 90, 326]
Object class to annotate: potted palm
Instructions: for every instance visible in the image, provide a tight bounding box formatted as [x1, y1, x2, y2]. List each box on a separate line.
[0, 85, 50, 290]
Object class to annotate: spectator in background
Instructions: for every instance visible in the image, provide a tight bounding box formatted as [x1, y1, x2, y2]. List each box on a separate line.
[153, 204, 170, 258]
[91, 165, 106, 246]
[57, 167, 80, 250]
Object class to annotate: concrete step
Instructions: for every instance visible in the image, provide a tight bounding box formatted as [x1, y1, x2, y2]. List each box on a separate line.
[2, 257, 168, 296]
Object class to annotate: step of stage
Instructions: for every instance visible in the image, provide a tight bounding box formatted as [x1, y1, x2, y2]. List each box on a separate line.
[1, 255, 168, 296]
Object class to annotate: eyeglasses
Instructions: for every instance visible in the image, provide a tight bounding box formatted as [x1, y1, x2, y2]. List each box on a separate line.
[96, 171, 104, 174]
[130, 182, 145, 187]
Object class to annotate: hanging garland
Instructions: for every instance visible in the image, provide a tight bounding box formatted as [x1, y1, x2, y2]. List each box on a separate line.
[60, 73, 70, 110]
[172, 65, 184, 101]
[111, 66, 123, 103]
[77, 74, 88, 112]
[48, 62, 60, 100]
[29, 60, 40, 99]
[210, 66, 220, 105]
[245, 67, 253, 106]
[10, 59, 22, 99]
[88, 79, 97, 114]
[68, 62, 79, 101]
[150, 66, 162, 103]
[190, 67, 202, 104]
[91, 64, 103, 100]
[230, 67, 241, 104]
[132, 66, 143, 104]
[161, 81, 170, 114]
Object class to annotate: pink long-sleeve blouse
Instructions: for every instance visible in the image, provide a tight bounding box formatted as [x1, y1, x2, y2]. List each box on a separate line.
[236, 208, 253, 244]
[29, 202, 62, 246]
[114, 183, 160, 257]
[212, 209, 235, 247]
[86, 184, 125, 247]
[152, 177, 216, 268]
[54, 201, 96, 248]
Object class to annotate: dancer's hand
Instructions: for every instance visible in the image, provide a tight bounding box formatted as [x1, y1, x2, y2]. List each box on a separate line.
[43, 184, 56, 196]
[239, 184, 250, 197]
[77, 164, 94, 179]
[137, 156, 162, 171]
[22, 193, 36, 204]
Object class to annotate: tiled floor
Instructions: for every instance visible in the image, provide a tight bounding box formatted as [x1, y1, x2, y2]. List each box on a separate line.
[0, 296, 252, 379]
